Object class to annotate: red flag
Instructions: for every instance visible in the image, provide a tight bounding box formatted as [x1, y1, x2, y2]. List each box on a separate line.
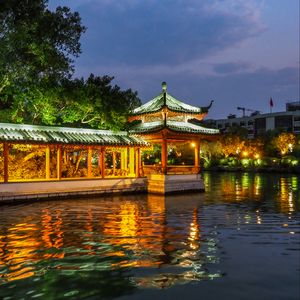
[270, 97, 274, 107]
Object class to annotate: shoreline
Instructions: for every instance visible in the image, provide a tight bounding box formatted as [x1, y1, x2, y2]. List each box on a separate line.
[203, 166, 300, 174]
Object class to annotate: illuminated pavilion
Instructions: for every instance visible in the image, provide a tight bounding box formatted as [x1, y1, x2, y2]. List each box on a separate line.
[128, 82, 219, 193]
[0, 82, 218, 199]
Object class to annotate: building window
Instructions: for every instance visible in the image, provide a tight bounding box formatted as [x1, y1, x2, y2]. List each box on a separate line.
[294, 116, 300, 122]
[275, 116, 292, 130]
[294, 126, 300, 132]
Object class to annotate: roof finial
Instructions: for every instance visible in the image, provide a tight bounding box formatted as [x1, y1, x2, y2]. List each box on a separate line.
[162, 81, 167, 92]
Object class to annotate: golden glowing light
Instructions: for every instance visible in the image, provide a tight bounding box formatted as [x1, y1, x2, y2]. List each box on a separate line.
[242, 151, 248, 157]
[191, 142, 196, 148]
[188, 209, 200, 250]
[254, 153, 260, 159]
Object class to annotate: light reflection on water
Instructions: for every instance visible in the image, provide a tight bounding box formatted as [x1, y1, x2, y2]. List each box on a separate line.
[0, 172, 299, 300]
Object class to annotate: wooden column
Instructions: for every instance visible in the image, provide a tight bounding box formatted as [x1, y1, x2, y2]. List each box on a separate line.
[124, 148, 128, 173]
[57, 146, 62, 180]
[100, 147, 105, 178]
[3, 142, 9, 183]
[112, 151, 116, 176]
[128, 147, 135, 176]
[121, 148, 126, 171]
[45, 146, 50, 179]
[135, 148, 141, 177]
[161, 138, 167, 174]
[194, 140, 200, 174]
[87, 147, 92, 178]
[120, 149, 124, 170]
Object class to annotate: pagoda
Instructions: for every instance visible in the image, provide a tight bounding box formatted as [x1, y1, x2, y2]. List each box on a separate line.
[128, 82, 219, 194]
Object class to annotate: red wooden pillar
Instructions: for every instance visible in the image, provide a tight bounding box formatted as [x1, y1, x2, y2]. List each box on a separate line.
[194, 140, 200, 174]
[3, 142, 9, 183]
[100, 147, 105, 178]
[57, 145, 62, 180]
[112, 151, 116, 176]
[45, 146, 50, 180]
[161, 138, 167, 175]
[87, 146, 92, 178]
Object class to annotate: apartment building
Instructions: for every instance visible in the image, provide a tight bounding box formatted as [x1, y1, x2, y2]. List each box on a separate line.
[206, 101, 300, 138]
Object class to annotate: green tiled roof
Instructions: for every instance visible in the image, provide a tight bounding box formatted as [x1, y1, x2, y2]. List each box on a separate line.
[0, 123, 149, 146]
[131, 92, 212, 115]
[129, 120, 219, 135]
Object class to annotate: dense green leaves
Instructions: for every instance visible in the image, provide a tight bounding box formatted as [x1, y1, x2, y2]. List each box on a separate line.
[0, 0, 85, 90]
[0, 1, 141, 130]
[58, 75, 141, 130]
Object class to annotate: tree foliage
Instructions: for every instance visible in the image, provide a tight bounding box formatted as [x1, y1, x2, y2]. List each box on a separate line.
[0, 1, 141, 130]
[200, 140, 222, 165]
[272, 132, 296, 156]
[0, 0, 85, 92]
[219, 135, 245, 158]
[0, 0, 86, 124]
[58, 75, 141, 130]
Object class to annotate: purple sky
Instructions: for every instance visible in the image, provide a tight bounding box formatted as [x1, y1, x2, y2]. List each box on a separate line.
[49, 0, 299, 119]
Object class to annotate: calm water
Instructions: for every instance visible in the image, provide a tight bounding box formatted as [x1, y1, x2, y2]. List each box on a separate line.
[0, 172, 299, 300]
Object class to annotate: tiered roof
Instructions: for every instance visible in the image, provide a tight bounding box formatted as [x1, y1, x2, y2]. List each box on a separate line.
[131, 93, 212, 115]
[129, 82, 218, 137]
[129, 120, 219, 135]
[0, 123, 149, 147]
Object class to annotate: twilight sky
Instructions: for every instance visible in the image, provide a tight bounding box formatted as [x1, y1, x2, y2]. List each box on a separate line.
[49, 0, 299, 119]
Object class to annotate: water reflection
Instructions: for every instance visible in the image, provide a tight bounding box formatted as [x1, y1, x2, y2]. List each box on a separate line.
[203, 172, 299, 214]
[0, 172, 299, 299]
[0, 194, 222, 298]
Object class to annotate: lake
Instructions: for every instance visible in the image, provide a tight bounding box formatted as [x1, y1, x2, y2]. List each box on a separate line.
[0, 172, 299, 300]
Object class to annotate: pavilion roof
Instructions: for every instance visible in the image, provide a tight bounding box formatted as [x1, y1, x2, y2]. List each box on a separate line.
[131, 92, 213, 116]
[129, 120, 219, 135]
[0, 123, 149, 147]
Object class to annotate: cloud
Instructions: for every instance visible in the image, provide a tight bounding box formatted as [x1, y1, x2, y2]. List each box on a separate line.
[213, 62, 252, 74]
[72, 0, 265, 67]
[85, 65, 298, 119]
[49, 0, 297, 121]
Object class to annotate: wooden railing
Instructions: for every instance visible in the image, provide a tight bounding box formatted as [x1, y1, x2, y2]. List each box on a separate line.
[143, 165, 200, 175]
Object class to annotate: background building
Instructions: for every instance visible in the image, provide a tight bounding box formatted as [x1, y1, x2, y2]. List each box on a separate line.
[206, 101, 300, 138]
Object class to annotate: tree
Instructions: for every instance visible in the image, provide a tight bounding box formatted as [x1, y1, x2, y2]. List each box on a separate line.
[226, 125, 248, 139]
[0, 1, 141, 130]
[58, 75, 141, 130]
[219, 134, 245, 158]
[272, 132, 296, 156]
[200, 140, 222, 166]
[0, 0, 86, 122]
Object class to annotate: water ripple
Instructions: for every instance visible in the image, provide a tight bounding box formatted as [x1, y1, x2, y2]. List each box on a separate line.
[0, 172, 299, 299]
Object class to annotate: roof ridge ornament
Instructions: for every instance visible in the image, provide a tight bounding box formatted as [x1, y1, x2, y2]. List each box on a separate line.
[207, 100, 214, 109]
[162, 81, 167, 92]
